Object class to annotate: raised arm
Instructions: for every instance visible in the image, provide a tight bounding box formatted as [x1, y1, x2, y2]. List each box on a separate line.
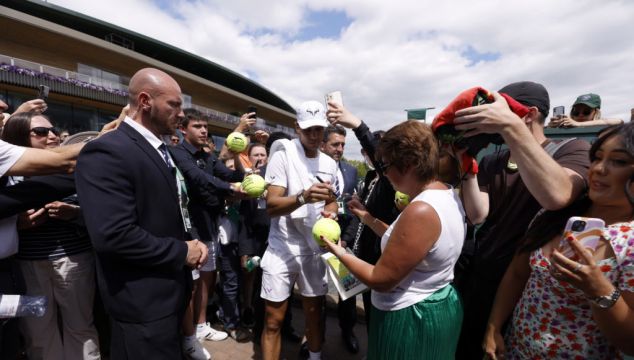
[7, 144, 82, 176]
[454, 92, 587, 210]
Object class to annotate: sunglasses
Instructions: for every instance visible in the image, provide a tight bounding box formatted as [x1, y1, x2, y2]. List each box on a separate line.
[30, 126, 60, 137]
[571, 108, 593, 117]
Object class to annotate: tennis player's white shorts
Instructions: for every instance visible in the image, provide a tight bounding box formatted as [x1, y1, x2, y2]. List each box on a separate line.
[199, 240, 217, 272]
[260, 247, 328, 302]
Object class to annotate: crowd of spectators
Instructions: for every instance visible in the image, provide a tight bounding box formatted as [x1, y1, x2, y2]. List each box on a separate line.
[1, 72, 633, 360]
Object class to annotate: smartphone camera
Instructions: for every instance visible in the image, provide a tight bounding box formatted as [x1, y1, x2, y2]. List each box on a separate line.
[571, 220, 586, 232]
[247, 105, 257, 119]
[37, 85, 50, 100]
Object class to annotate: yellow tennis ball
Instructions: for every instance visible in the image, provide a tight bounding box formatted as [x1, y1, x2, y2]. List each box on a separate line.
[241, 174, 266, 197]
[226, 132, 248, 152]
[395, 191, 410, 207]
[312, 218, 341, 246]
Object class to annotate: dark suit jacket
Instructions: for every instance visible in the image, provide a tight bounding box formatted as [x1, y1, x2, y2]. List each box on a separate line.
[337, 160, 358, 234]
[75, 121, 189, 323]
[170, 141, 244, 243]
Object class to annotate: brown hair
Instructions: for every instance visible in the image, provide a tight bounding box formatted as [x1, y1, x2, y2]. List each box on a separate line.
[377, 120, 439, 183]
[1, 111, 47, 147]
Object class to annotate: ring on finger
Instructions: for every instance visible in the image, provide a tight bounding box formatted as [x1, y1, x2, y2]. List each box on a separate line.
[573, 263, 582, 273]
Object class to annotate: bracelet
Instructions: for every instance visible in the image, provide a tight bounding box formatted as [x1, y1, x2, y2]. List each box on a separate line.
[335, 247, 347, 258]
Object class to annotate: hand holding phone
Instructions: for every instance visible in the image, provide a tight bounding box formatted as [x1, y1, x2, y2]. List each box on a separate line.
[558, 217, 605, 260]
[247, 105, 257, 119]
[553, 106, 565, 118]
[37, 85, 50, 100]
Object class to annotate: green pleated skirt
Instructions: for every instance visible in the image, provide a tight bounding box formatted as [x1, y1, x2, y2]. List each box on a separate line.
[368, 284, 463, 360]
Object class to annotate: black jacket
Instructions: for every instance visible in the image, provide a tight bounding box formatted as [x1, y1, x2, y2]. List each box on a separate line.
[75, 122, 190, 323]
[170, 141, 244, 242]
[341, 122, 399, 265]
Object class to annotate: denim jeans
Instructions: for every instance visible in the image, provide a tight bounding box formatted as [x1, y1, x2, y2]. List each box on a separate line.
[217, 243, 241, 330]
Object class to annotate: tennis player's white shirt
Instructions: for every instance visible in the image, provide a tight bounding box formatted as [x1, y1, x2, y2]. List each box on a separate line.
[372, 187, 466, 311]
[0, 140, 26, 177]
[0, 141, 26, 259]
[265, 148, 337, 256]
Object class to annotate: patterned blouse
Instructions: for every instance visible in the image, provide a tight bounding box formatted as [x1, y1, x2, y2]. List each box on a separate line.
[505, 222, 634, 359]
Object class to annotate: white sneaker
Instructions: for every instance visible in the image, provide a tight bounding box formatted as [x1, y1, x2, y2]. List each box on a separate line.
[182, 337, 211, 360]
[196, 322, 228, 341]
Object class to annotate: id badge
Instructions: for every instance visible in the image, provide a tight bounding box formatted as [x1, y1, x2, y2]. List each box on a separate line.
[257, 198, 266, 209]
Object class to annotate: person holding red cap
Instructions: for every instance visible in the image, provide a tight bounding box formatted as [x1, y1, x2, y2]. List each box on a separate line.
[451, 81, 591, 359]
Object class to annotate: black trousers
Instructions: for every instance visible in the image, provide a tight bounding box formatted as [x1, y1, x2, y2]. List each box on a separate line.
[109, 313, 181, 360]
[454, 254, 513, 360]
[337, 295, 357, 334]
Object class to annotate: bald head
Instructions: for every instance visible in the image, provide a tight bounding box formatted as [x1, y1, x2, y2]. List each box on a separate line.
[128, 68, 181, 107]
[127, 68, 184, 137]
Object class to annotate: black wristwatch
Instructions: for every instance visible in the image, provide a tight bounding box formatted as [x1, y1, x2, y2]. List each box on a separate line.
[296, 192, 306, 206]
[589, 287, 621, 309]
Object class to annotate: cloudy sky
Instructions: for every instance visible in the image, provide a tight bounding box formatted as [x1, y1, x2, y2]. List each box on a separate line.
[50, 0, 634, 159]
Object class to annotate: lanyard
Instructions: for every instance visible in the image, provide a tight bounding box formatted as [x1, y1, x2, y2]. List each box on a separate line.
[175, 166, 192, 233]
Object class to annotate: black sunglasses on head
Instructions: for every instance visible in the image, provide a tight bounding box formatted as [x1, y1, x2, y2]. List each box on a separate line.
[30, 126, 59, 136]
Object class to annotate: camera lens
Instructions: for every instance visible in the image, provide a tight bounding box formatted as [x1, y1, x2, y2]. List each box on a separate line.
[572, 220, 586, 232]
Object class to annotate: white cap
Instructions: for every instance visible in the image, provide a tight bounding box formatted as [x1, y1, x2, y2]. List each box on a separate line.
[296, 100, 328, 129]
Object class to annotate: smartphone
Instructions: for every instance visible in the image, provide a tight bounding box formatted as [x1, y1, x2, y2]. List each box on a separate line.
[558, 217, 605, 259]
[247, 105, 257, 119]
[325, 91, 343, 107]
[37, 85, 50, 100]
[553, 106, 565, 117]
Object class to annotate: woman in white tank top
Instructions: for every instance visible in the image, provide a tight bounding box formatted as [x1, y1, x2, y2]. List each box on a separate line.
[322, 120, 465, 360]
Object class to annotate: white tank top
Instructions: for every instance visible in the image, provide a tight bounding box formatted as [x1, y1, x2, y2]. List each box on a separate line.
[371, 188, 466, 311]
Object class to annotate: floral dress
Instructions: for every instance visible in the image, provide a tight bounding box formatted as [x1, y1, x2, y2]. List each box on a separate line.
[505, 222, 634, 359]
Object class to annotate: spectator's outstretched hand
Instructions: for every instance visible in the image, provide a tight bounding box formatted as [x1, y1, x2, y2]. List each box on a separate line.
[237, 113, 256, 132]
[254, 130, 270, 145]
[99, 105, 128, 137]
[45, 201, 79, 220]
[14, 99, 47, 114]
[17, 208, 48, 229]
[346, 197, 368, 220]
[326, 102, 362, 129]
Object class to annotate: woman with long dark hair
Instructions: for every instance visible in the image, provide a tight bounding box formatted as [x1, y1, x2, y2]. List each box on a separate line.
[484, 123, 634, 359]
[2, 111, 100, 360]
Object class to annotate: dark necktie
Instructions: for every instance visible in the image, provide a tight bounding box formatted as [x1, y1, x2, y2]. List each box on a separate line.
[158, 144, 174, 170]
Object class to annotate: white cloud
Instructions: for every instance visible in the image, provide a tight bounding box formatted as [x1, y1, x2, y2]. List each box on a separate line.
[50, 0, 634, 159]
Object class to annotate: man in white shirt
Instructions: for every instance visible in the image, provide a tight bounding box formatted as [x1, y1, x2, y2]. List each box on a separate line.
[261, 100, 338, 360]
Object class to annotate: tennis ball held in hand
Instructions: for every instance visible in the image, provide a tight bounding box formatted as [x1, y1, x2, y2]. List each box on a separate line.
[241, 174, 266, 197]
[226, 132, 248, 152]
[312, 218, 341, 246]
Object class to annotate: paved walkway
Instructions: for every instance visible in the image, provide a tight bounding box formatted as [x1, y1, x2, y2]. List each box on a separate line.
[201, 295, 368, 360]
